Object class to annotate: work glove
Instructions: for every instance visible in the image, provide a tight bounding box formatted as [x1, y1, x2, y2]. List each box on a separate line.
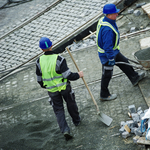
[108, 59, 115, 66]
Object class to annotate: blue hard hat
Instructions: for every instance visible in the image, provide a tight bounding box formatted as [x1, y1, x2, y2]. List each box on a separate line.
[103, 4, 120, 14]
[39, 37, 52, 49]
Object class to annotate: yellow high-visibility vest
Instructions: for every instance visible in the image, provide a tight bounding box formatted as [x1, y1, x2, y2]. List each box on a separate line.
[39, 54, 67, 92]
[96, 17, 120, 53]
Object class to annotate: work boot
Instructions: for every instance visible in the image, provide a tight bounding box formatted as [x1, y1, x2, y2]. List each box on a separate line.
[132, 72, 145, 86]
[74, 116, 81, 126]
[100, 94, 117, 101]
[64, 131, 73, 141]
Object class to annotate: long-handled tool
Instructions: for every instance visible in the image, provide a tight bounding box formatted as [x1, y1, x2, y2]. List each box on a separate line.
[115, 62, 143, 69]
[66, 47, 113, 126]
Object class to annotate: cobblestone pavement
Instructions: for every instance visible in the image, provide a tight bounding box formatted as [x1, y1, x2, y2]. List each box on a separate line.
[0, 29, 149, 149]
[0, 0, 57, 31]
[0, 0, 116, 71]
[0, 0, 150, 149]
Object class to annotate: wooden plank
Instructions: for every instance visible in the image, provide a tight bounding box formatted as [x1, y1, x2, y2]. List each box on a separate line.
[142, 3, 150, 9]
[142, 3, 150, 17]
[144, 8, 150, 12]
[124, 124, 131, 133]
[137, 137, 150, 145]
[139, 37, 150, 49]
[142, 3, 150, 13]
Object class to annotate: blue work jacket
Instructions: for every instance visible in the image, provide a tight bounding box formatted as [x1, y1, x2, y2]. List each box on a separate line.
[97, 16, 120, 64]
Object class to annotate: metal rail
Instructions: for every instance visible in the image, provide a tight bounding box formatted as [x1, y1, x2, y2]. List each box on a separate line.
[0, 0, 124, 80]
[0, 0, 143, 80]
[0, 0, 63, 40]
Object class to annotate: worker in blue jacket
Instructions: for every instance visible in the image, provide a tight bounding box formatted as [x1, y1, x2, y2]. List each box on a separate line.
[96, 4, 145, 101]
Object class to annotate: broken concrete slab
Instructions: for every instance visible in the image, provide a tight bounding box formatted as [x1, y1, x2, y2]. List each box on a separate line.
[134, 10, 141, 16]
[142, 3, 150, 18]
[137, 136, 150, 145]
[128, 105, 136, 113]
[134, 127, 143, 136]
[133, 135, 140, 143]
[132, 113, 140, 122]
[139, 37, 150, 49]
[122, 131, 131, 139]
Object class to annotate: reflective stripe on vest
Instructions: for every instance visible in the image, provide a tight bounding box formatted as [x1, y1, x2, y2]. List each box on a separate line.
[39, 54, 67, 92]
[96, 17, 120, 53]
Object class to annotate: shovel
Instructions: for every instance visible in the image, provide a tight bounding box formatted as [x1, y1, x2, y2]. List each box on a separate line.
[115, 62, 143, 69]
[66, 47, 113, 126]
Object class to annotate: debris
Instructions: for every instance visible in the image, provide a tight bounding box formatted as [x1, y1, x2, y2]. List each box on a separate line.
[128, 9, 134, 14]
[137, 110, 143, 116]
[124, 124, 131, 133]
[68, 36, 96, 51]
[136, 2, 146, 8]
[128, 112, 132, 118]
[137, 137, 150, 145]
[134, 127, 142, 136]
[126, 120, 134, 128]
[122, 131, 130, 139]
[133, 10, 141, 16]
[120, 121, 126, 127]
[119, 126, 125, 133]
[111, 133, 120, 137]
[130, 27, 136, 33]
[109, 126, 116, 130]
[119, 106, 149, 141]
[140, 113, 144, 120]
[133, 135, 140, 143]
[131, 113, 140, 122]
[139, 37, 150, 49]
[128, 105, 136, 113]
[137, 107, 142, 112]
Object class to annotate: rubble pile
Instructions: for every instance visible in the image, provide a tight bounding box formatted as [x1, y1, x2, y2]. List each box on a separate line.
[119, 105, 149, 141]
[67, 35, 96, 51]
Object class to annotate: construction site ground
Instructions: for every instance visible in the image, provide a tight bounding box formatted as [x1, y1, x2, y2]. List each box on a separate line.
[0, 0, 150, 150]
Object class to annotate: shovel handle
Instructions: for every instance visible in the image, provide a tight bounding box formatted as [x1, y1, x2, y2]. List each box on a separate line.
[115, 62, 143, 69]
[66, 47, 100, 113]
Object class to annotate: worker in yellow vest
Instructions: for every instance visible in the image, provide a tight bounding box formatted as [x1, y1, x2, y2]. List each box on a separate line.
[36, 37, 83, 141]
[96, 4, 145, 101]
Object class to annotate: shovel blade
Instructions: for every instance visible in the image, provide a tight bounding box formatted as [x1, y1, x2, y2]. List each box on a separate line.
[98, 112, 113, 126]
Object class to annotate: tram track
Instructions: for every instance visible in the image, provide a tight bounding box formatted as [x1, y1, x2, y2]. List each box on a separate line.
[0, 0, 62, 40]
[0, 0, 146, 80]
[0, 0, 133, 71]
[0, 0, 150, 112]
[1, 26, 149, 81]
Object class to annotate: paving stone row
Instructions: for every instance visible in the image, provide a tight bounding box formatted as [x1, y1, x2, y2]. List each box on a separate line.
[0, 0, 57, 34]
[1, 29, 150, 111]
[0, 0, 115, 72]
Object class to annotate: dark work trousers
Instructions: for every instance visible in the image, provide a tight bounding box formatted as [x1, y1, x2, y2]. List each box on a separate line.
[100, 52, 139, 98]
[48, 83, 80, 133]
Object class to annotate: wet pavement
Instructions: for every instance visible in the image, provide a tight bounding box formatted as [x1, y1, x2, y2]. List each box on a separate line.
[1, 31, 150, 149]
[0, 0, 150, 149]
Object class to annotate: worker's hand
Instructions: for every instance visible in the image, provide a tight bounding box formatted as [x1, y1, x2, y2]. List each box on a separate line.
[78, 71, 84, 78]
[108, 59, 115, 66]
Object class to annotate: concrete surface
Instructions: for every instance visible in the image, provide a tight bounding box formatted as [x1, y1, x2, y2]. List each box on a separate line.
[0, 0, 150, 149]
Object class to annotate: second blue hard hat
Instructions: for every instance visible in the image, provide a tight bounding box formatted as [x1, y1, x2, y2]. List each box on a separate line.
[103, 4, 120, 14]
[39, 37, 52, 49]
